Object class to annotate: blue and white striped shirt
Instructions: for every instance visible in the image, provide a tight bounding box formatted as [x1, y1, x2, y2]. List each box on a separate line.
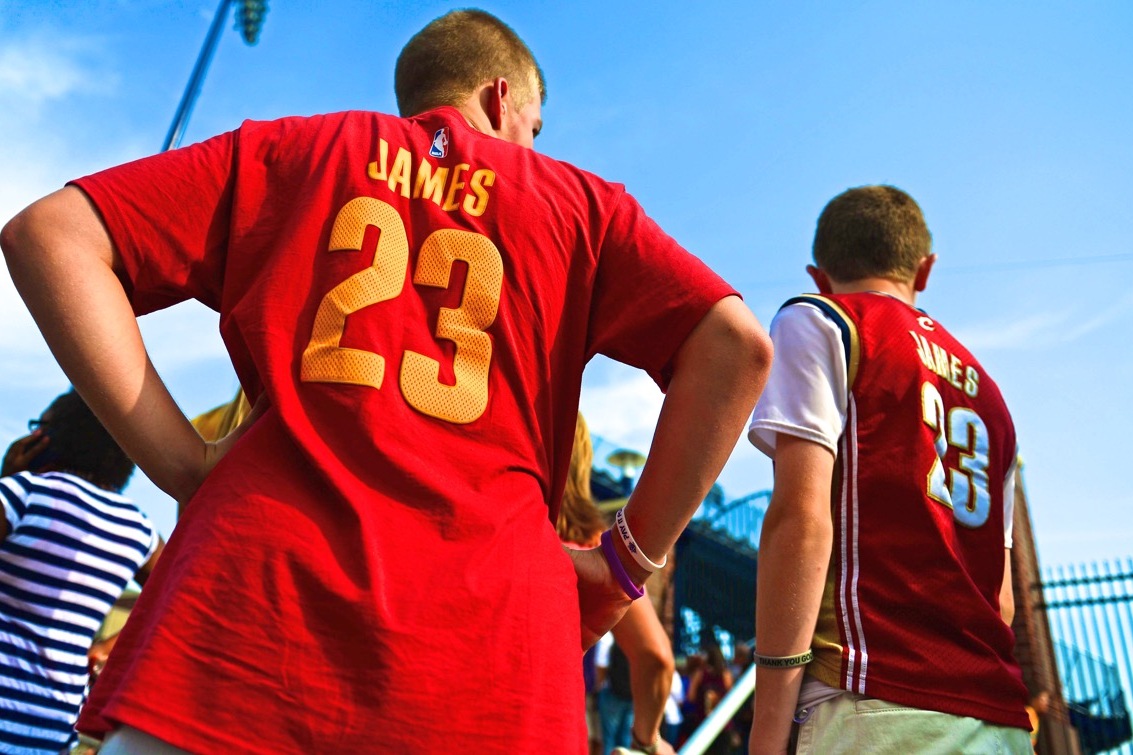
[0, 472, 156, 754]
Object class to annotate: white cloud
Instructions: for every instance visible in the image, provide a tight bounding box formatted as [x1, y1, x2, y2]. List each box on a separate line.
[0, 32, 115, 110]
[580, 359, 665, 454]
[137, 302, 229, 368]
[955, 292, 1133, 351]
[0, 28, 135, 221]
[0, 27, 229, 415]
[954, 311, 1070, 350]
[579, 357, 772, 500]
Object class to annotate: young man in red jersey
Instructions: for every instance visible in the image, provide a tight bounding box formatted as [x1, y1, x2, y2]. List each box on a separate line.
[746, 186, 1031, 753]
[1, 9, 770, 754]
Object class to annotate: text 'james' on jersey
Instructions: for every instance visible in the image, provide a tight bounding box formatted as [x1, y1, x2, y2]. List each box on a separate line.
[367, 137, 495, 217]
[909, 326, 979, 398]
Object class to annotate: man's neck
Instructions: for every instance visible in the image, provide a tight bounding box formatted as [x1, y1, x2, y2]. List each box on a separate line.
[456, 102, 492, 135]
[827, 276, 917, 305]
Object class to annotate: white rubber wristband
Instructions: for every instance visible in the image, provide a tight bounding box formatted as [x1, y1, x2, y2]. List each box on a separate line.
[615, 507, 667, 573]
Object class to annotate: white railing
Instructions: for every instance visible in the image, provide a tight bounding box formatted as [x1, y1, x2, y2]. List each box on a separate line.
[678, 663, 756, 755]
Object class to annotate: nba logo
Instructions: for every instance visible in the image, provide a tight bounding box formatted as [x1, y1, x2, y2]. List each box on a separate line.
[430, 127, 449, 158]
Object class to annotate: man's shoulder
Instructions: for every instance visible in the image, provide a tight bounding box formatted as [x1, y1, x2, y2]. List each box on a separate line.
[237, 109, 399, 139]
[808, 292, 954, 344]
[405, 107, 626, 190]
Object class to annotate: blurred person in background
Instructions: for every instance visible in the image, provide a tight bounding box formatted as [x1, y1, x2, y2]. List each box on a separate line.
[0, 391, 162, 754]
[559, 414, 677, 755]
[686, 642, 736, 754]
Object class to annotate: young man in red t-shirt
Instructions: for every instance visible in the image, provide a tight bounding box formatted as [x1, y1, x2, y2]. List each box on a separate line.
[747, 186, 1031, 753]
[1, 10, 771, 754]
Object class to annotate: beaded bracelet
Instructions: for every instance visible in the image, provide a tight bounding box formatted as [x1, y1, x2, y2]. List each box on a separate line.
[753, 649, 814, 669]
[600, 529, 645, 600]
[614, 507, 667, 573]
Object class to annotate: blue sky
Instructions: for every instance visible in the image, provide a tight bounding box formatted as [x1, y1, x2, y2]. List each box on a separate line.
[1, 1, 1130, 570]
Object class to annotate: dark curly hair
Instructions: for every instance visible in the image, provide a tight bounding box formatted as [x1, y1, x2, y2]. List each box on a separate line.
[34, 390, 134, 492]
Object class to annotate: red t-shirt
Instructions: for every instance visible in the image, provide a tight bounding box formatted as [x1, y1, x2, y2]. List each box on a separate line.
[70, 107, 735, 753]
[795, 293, 1029, 729]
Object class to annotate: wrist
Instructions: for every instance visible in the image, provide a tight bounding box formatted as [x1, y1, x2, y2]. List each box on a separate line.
[599, 530, 645, 600]
[610, 524, 654, 587]
[753, 649, 813, 669]
[614, 507, 668, 577]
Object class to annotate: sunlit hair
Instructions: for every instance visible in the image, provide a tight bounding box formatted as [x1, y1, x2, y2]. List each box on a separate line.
[395, 9, 547, 117]
[813, 185, 932, 284]
[35, 390, 134, 492]
[556, 412, 606, 547]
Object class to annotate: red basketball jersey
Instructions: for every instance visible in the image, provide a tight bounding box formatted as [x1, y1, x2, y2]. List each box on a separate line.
[798, 293, 1030, 729]
[70, 107, 734, 753]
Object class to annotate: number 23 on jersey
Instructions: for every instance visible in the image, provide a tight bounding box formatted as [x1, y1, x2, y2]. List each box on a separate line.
[300, 197, 503, 425]
[921, 381, 993, 528]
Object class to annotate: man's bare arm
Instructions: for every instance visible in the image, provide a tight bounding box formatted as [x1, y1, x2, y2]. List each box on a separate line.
[2, 187, 220, 504]
[576, 295, 772, 647]
[999, 549, 1015, 626]
[618, 295, 772, 580]
[749, 433, 834, 755]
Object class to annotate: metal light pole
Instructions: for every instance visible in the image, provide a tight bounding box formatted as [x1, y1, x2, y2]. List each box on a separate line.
[162, 0, 268, 152]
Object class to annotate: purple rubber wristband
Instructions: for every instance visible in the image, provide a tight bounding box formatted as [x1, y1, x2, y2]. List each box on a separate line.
[600, 529, 645, 600]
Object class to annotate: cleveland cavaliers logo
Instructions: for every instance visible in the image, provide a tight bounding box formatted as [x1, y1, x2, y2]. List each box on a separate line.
[429, 127, 449, 158]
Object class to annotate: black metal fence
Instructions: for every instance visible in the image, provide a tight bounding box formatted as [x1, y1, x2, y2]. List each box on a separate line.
[673, 488, 768, 657]
[1042, 559, 1133, 754]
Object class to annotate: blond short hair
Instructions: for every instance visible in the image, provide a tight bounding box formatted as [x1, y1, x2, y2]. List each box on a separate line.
[395, 9, 547, 117]
[813, 185, 932, 283]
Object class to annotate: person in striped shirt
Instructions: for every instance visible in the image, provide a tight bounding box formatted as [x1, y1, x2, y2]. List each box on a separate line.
[0, 391, 163, 754]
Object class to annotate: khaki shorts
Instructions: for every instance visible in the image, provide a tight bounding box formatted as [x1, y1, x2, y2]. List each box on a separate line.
[795, 694, 1032, 755]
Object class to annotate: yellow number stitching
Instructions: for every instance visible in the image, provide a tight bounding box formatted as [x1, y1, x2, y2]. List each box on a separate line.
[300, 197, 409, 389]
[401, 229, 503, 424]
[921, 383, 952, 508]
[300, 198, 501, 425]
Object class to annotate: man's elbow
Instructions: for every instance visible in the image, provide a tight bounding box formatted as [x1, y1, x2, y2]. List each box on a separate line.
[3, 188, 115, 279]
[729, 299, 773, 383]
[1, 210, 30, 267]
[685, 296, 773, 386]
[719, 296, 772, 363]
[750, 321, 773, 392]
[3, 199, 54, 275]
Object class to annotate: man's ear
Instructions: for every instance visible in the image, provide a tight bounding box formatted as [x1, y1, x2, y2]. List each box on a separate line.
[484, 77, 510, 131]
[913, 254, 937, 293]
[806, 264, 833, 294]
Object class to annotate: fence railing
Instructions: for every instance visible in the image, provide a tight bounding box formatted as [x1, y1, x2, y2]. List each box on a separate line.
[1041, 559, 1133, 754]
[677, 556, 1133, 755]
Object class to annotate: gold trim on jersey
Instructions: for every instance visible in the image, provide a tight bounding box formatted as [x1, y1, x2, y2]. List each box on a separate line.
[784, 294, 861, 386]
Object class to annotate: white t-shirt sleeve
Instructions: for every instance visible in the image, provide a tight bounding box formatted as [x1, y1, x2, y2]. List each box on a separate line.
[748, 302, 849, 458]
[1003, 452, 1018, 548]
